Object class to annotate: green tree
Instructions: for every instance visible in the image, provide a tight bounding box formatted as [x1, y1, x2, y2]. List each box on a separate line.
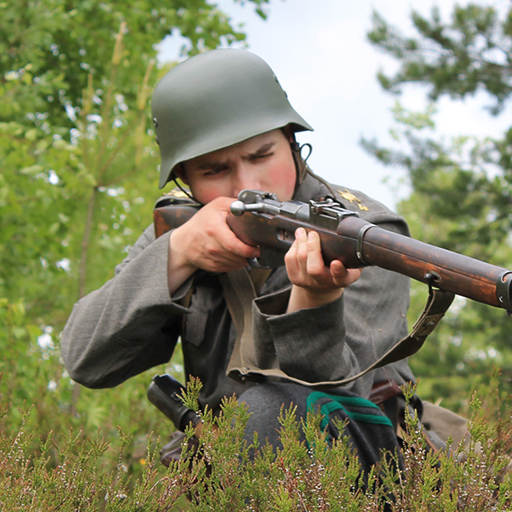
[1, 0, 269, 320]
[0, 0, 271, 449]
[1, 0, 270, 134]
[364, 3, 512, 410]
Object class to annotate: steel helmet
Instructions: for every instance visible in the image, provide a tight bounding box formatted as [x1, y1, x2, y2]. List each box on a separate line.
[151, 49, 313, 188]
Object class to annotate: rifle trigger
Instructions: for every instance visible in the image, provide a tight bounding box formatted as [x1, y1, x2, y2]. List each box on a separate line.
[247, 257, 264, 269]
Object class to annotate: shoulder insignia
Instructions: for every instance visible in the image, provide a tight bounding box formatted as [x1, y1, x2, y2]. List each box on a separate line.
[337, 188, 368, 211]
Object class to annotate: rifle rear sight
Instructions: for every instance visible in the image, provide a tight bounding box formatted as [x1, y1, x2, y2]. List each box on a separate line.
[230, 189, 359, 231]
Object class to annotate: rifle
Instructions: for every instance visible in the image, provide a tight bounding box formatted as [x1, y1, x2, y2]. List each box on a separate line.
[153, 189, 512, 313]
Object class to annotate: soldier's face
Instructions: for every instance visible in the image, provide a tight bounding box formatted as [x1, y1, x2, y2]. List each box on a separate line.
[179, 129, 297, 203]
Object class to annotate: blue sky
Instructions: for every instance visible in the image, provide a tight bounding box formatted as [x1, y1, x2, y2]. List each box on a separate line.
[158, 0, 509, 209]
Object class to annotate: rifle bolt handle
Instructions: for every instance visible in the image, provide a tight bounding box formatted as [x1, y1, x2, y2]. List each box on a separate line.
[230, 200, 246, 216]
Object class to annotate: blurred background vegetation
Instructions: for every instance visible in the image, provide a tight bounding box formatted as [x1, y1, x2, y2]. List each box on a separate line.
[0, 0, 272, 490]
[1, 0, 510, 507]
[363, 3, 512, 409]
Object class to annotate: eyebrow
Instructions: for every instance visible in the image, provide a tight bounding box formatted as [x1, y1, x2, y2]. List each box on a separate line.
[198, 160, 227, 170]
[248, 141, 275, 157]
[197, 141, 276, 170]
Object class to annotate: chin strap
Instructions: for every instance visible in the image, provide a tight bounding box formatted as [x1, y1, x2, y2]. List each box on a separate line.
[291, 140, 312, 185]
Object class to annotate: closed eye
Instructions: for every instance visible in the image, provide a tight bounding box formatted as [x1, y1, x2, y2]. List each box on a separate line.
[202, 164, 229, 176]
[249, 152, 273, 161]
[247, 141, 275, 162]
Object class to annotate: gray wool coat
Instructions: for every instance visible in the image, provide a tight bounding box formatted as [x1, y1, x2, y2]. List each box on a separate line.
[61, 172, 414, 412]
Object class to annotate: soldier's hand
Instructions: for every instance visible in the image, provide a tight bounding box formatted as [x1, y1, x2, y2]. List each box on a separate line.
[169, 197, 259, 277]
[285, 228, 361, 312]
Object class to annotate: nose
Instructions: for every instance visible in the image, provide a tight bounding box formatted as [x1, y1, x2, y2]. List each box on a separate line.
[231, 164, 261, 198]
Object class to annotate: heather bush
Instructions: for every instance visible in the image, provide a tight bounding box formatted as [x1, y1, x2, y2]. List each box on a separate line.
[1, 358, 510, 511]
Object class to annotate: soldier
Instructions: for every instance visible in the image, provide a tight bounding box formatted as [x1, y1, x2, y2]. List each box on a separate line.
[61, 49, 415, 469]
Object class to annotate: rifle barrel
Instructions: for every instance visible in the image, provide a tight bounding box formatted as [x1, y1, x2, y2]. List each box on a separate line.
[340, 216, 512, 312]
[226, 211, 512, 312]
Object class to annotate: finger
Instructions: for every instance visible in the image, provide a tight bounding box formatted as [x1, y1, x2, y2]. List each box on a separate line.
[203, 251, 251, 273]
[343, 268, 362, 287]
[294, 227, 308, 249]
[284, 235, 299, 271]
[305, 231, 326, 276]
[295, 228, 309, 263]
[329, 259, 346, 276]
[328, 260, 346, 287]
[330, 260, 362, 287]
[286, 236, 308, 282]
[215, 196, 260, 257]
[295, 227, 307, 241]
[204, 214, 258, 259]
[285, 229, 311, 283]
[224, 234, 260, 259]
[209, 195, 238, 210]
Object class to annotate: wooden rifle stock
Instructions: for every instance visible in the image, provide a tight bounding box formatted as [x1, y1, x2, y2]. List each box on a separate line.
[153, 202, 198, 236]
[153, 191, 512, 313]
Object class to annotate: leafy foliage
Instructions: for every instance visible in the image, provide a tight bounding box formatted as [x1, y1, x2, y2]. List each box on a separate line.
[0, 0, 270, 133]
[1, 0, 270, 406]
[364, 3, 512, 409]
[0, 0, 265, 506]
[368, 4, 512, 114]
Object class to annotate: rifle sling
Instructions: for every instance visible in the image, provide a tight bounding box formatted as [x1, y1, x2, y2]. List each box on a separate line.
[221, 269, 454, 388]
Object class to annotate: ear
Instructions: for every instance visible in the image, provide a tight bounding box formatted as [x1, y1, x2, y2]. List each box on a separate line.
[281, 125, 294, 143]
[174, 163, 189, 185]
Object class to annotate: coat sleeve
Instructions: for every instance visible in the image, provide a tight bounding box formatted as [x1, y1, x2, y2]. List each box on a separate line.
[252, 219, 414, 398]
[60, 225, 190, 388]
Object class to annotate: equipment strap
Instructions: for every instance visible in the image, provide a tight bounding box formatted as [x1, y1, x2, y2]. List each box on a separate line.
[221, 269, 454, 388]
